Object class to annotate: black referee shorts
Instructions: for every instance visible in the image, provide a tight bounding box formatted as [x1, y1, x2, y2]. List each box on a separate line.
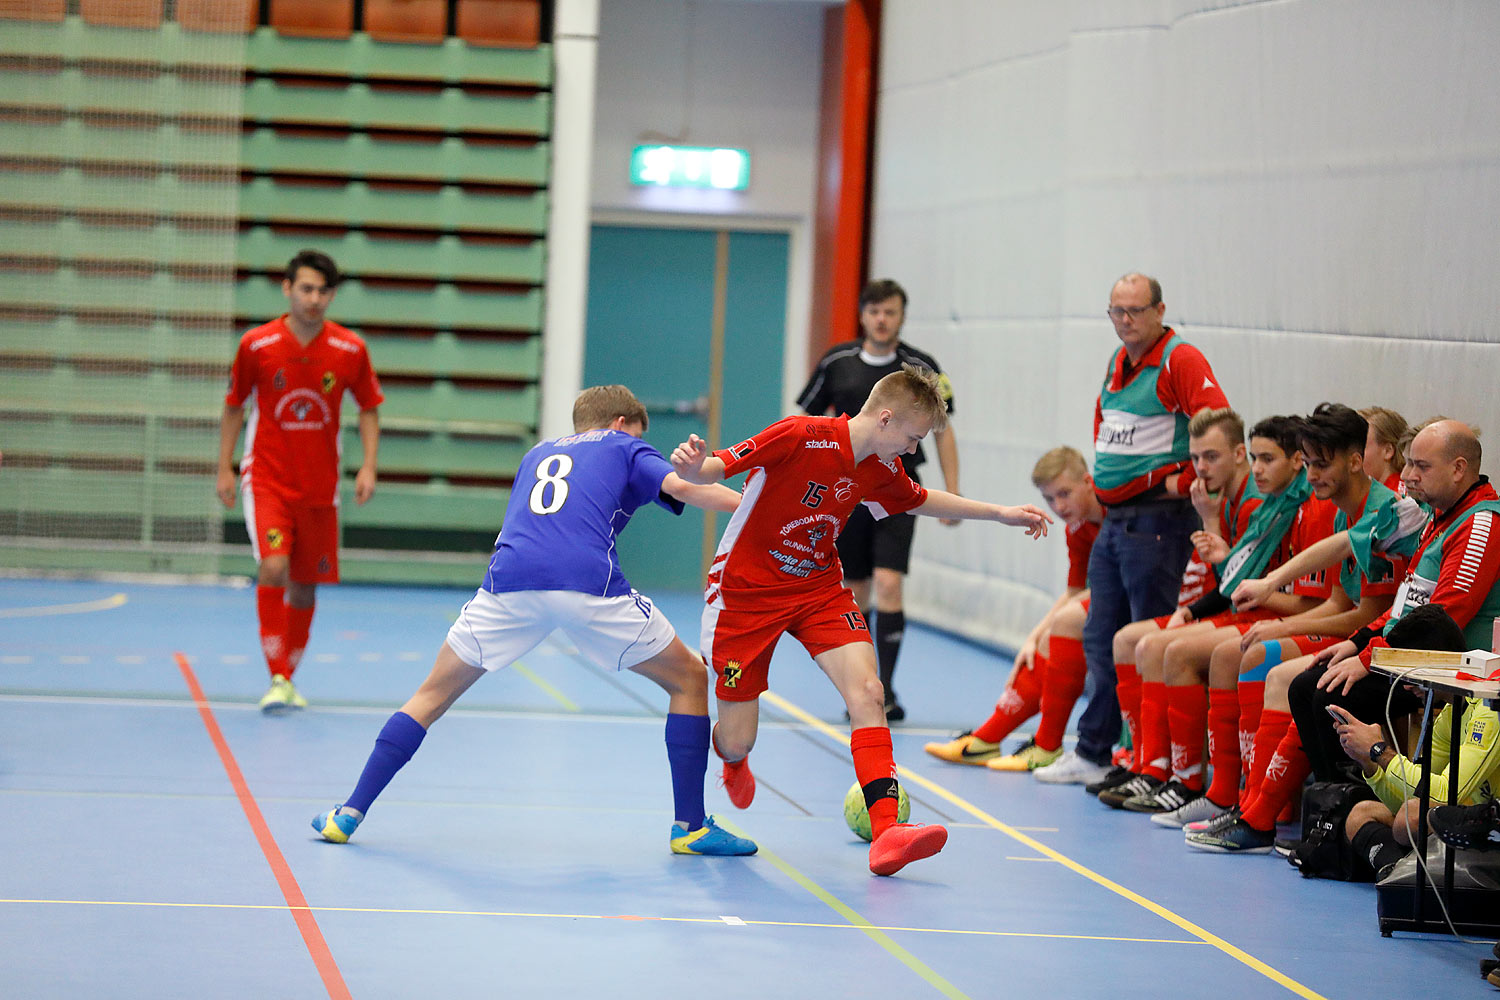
[836, 504, 917, 579]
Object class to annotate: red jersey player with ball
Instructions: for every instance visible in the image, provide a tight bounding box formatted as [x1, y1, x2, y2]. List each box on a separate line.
[217, 250, 384, 713]
[671, 365, 1051, 875]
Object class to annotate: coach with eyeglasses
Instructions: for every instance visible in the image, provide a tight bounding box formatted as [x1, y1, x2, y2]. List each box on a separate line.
[1036, 273, 1231, 786]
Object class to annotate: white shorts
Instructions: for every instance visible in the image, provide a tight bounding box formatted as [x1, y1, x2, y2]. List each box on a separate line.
[444, 588, 677, 673]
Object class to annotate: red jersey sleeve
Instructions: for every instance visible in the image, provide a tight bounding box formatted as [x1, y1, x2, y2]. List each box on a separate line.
[1290, 497, 1338, 598]
[1158, 342, 1229, 417]
[349, 342, 384, 410]
[715, 417, 803, 480]
[225, 335, 256, 408]
[862, 461, 928, 519]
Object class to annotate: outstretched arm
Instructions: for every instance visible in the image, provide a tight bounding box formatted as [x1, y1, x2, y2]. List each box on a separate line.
[669, 433, 727, 484]
[911, 489, 1052, 537]
[1231, 530, 1353, 610]
[661, 472, 741, 513]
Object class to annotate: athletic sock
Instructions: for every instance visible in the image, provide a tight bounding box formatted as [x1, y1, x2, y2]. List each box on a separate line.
[1237, 679, 1266, 788]
[1035, 635, 1086, 752]
[664, 713, 709, 830]
[875, 610, 905, 701]
[1137, 680, 1170, 781]
[1244, 708, 1293, 804]
[973, 650, 1044, 743]
[1239, 719, 1309, 832]
[285, 602, 314, 680]
[344, 711, 427, 815]
[1165, 683, 1209, 792]
[256, 585, 289, 679]
[1349, 820, 1407, 879]
[1115, 661, 1142, 769]
[1204, 687, 1241, 808]
[850, 726, 900, 841]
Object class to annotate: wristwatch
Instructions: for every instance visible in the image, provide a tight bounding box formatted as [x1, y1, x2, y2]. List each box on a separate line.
[1368, 741, 1389, 765]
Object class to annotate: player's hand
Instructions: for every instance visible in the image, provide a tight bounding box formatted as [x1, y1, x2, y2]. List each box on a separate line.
[355, 465, 377, 505]
[1334, 713, 1383, 763]
[215, 467, 238, 509]
[1164, 606, 1192, 630]
[1238, 619, 1284, 651]
[1311, 639, 1357, 671]
[671, 434, 709, 476]
[1014, 638, 1037, 673]
[1000, 504, 1052, 538]
[1191, 530, 1230, 563]
[1188, 476, 1216, 519]
[1316, 643, 1367, 695]
[1231, 577, 1272, 612]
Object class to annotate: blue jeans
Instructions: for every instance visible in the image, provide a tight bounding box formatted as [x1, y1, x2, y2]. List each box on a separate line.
[1075, 502, 1196, 765]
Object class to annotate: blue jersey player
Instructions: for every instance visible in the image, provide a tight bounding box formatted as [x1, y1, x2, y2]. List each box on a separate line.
[312, 386, 757, 857]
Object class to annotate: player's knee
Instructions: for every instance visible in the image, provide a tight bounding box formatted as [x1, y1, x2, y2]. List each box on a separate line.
[258, 557, 290, 588]
[872, 569, 903, 610]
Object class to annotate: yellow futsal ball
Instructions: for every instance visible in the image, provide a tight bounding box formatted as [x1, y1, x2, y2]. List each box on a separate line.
[843, 780, 911, 842]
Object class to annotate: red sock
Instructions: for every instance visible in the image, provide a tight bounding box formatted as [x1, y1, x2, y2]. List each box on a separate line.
[1240, 719, 1309, 831]
[285, 603, 314, 680]
[1137, 680, 1170, 781]
[850, 726, 900, 841]
[1115, 662, 1142, 769]
[256, 585, 289, 679]
[974, 651, 1044, 743]
[1036, 636, 1087, 751]
[1165, 684, 1208, 791]
[1244, 708, 1292, 803]
[1237, 679, 1265, 788]
[1204, 687, 1241, 807]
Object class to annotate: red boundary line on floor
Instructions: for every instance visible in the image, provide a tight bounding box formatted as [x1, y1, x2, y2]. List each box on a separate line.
[174, 652, 351, 1000]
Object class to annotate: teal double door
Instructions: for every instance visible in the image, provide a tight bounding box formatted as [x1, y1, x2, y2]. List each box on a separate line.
[583, 223, 790, 592]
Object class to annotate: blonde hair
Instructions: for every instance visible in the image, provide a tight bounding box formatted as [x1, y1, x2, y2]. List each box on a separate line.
[1031, 446, 1089, 487]
[862, 363, 949, 432]
[1188, 407, 1245, 444]
[572, 385, 648, 432]
[1359, 406, 1408, 470]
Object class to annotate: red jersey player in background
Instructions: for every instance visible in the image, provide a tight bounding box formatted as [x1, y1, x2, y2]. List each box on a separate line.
[216, 250, 384, 713]
[671, 365, 1051, 876]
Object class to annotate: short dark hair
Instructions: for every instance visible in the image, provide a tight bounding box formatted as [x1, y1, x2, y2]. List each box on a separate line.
[285, 249, 341, 288]
[859, 278, 907, 310]
[1297, 403, 1368, 462]
[1249, 415, 1302, 458]
[1386, 603, 1468, 653]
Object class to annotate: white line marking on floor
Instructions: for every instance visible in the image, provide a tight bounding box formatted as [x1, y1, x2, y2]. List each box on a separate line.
[220, 655, 249, 665]
[59, 655, 89, 665]
[398, 652, 423, 661]
[314, 653, 339, 663]
[1, 655, 34, 664]
[720, 915, 746, 926]
[116, 655, 145, 664]
[358, 653, 381, 662]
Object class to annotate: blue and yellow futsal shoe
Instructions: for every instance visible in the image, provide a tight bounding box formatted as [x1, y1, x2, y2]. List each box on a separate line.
[670, 815, 757, 856]
[312, 805, 364, 843]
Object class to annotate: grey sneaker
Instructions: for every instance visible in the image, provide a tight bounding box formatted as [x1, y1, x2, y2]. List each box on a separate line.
[1033, 750, 1114, 785]
[1183, 805, 1241, 837]
[1152, 793, 1224, 828]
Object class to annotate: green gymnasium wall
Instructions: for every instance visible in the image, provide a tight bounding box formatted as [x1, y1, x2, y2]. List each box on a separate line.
[0, 9, 551, 586]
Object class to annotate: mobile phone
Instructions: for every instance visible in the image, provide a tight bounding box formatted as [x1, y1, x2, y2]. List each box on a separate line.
[1325, 705, 1349, 724]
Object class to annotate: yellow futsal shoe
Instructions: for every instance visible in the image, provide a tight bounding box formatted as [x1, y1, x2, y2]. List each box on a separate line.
[923, 730, 1002, 765]
[987, 741, 1063, 772]
[259, 676, 295, 714]
[285, 679, 308, 710]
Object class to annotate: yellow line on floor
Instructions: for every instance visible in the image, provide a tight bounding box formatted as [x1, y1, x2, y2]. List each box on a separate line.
[0, 898, 1199, 945]
[759, 691, 1326, 1000]
[509, 661, 579, 712]
[0, 593, 127, 618]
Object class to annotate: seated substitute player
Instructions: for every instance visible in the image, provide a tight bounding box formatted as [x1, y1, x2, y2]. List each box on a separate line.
[1085, 408, 1259, 801]
[1105, 416, 1334, 813]
[670, 365, 1051, 876]
[217, 250, 383, 713]
[311, 386, 758, 858]
[1359, 405, 1409, 493]
[924, 446, 1102, 771]
[1165, 404, 1421, 831]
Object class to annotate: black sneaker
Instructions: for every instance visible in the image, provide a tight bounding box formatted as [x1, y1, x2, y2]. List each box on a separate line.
[1430, 799, 1500, 852]
[1084, 765, 1134, 796]
[1273, 836, 1301, 858]
[1100, 773, 1163, 809]
[884, 698, 906, 723]
[1123, 779, 1199, 814]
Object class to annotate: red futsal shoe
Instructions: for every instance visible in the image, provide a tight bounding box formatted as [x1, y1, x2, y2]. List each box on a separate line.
[868, 823, 948, 876]
[720, 757, 756, 809]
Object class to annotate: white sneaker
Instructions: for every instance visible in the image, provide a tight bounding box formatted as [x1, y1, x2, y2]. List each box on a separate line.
[1152, 793, 1222, 828]
[1033, 750, 1112, 785]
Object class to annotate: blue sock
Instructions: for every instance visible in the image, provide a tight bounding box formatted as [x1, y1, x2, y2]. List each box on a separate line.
[664, 712, 709, 830]
[344, 711, 427, 815]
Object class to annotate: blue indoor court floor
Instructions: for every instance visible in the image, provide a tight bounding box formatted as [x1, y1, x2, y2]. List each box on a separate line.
[0, 576, 1490, 998]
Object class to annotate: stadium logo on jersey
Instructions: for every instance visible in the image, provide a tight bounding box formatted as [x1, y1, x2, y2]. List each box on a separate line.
[321, 371, 336, 394]
[730, 439, 756, 459]
[274, 388, 333, 430]
[327, 336, 361, 355]
[722, 661, 742, 689]
[250, 333, 280, 351]
[273, 369, 287, 390]
[804, 439, 839, 450]
[265, 528, 285, 551]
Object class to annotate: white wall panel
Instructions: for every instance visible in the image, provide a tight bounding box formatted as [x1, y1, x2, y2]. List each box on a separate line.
[875, 0, 1500, 650]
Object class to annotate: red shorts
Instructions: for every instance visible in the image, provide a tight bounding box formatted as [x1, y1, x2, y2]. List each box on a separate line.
[244, 488, 339, 584]
[1206, 607, 1280, 632]
[701, 590, 870, 702]
[1285, 633, 1341, 657]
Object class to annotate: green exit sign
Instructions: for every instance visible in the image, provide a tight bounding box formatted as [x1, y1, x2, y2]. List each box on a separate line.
[630, 145, 750, 191]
